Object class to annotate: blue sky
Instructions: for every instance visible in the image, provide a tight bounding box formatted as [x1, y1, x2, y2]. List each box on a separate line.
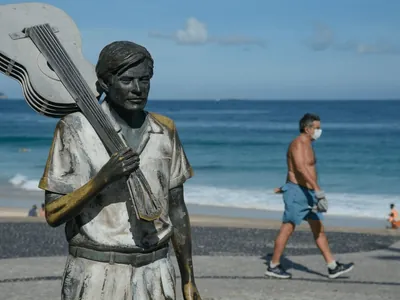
[1, 0, 400, 100]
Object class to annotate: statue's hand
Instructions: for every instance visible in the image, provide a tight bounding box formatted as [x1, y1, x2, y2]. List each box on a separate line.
[97, 147, 139, 185]
[183, 282, 202, 300]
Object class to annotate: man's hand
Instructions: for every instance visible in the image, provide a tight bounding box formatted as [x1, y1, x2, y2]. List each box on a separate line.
[273, 187, 283, 194]
[183, 282, 202, 300]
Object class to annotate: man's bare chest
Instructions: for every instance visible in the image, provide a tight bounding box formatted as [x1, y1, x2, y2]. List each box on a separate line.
[305, 146, 317, 166]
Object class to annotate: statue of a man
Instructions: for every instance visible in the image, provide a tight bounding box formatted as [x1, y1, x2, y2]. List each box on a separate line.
[38, 41, 202, 300]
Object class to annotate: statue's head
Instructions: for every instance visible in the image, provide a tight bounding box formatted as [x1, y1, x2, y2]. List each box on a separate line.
[95, 41, 154, 112]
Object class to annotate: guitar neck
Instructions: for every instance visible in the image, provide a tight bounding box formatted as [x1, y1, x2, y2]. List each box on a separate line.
[26, 23, 122, 154]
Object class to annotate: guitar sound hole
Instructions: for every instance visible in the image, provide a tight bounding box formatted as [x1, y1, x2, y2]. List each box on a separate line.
[47, 62, 55, 72]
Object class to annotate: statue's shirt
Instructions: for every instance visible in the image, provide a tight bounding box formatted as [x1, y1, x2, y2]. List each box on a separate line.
[39, 100, 193, 252]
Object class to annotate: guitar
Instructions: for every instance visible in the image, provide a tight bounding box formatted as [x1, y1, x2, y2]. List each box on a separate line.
[0, 2, 163, 221]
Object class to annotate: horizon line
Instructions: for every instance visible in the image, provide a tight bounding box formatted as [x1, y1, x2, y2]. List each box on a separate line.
[3, 98, 400, 102]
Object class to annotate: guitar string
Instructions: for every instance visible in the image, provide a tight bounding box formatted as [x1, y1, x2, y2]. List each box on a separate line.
[35, 25, 157, 212]
[35, 25, 115, 146]
[37, 25, 124, 151]
[38, 28, 156, 190]
[38, 25, 158, 209]
[35, 26, 151, 199]
[35, 26, 104, 123]
[38, 25, 123, 151]
[39, 25, 157, 203]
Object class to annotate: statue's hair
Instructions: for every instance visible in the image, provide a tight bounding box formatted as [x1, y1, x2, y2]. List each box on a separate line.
[95, 41, 154, 87]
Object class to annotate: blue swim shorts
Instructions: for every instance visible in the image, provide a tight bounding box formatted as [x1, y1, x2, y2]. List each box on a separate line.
[281, 181, 323, 225]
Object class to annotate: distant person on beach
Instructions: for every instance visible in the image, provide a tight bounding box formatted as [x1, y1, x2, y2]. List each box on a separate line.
[39, 203, 45, 217]
[265, 113, 354, 279]
[27, 204, 37, 217]
[387, 203, 399, 229]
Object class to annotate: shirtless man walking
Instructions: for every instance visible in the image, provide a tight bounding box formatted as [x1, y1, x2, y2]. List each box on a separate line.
[265, 113, 354, 279]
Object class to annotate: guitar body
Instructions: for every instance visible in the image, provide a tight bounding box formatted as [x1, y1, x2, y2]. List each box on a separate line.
[0, 2, 98, 117]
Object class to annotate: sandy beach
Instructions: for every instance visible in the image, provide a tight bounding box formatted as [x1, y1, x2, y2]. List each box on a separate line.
[0, 182, 393, 230]
[1, 205, 398, 236]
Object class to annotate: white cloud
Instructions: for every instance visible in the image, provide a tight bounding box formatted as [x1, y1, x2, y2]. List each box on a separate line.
[176, 17, 208, 44]
[335, 39, 400, 55]
[304, 22, 334, 51]
[355, 40, 400, 55]
[149, 17, 265, 47]
[305, 23, 400, 55]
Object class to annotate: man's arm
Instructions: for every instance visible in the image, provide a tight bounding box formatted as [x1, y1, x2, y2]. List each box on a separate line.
[291, 141, 320, 191]
[169, 185, 201, 300]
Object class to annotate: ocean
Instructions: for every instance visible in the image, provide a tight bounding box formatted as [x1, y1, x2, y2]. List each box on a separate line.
[0, 99, 399, 220]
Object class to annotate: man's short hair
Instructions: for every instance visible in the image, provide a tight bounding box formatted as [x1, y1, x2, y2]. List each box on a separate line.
[390, 203, 395, 208]
[95, 41, 154, 84]
[299, 113, 320, 133]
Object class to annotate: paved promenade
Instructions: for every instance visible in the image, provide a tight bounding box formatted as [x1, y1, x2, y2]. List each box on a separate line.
[0, 218, 399, 299]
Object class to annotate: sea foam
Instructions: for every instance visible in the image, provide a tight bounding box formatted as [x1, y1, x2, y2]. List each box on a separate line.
[6, 174, 393, 219]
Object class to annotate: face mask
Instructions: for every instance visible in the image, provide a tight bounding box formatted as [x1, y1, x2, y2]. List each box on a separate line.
[312, 129, 322, 140]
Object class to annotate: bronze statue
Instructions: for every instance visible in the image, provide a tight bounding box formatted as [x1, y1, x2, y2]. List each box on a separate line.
[39, 41, 202, 300]
[0, 3, 201, 299]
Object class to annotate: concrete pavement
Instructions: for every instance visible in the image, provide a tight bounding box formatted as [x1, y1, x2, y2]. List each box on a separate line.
[0, 241, 399, 300]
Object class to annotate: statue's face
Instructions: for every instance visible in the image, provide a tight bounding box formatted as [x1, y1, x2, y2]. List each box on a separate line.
[107, 59, 151, 111]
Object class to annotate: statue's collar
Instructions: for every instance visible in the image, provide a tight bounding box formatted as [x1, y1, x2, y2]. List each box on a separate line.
[100, 100, 163, 134]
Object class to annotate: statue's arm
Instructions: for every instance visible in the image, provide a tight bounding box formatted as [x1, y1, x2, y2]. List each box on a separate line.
[169, 185, 200, 298]
[44, 146, 139, 227]
[44, 174, 107, 227]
